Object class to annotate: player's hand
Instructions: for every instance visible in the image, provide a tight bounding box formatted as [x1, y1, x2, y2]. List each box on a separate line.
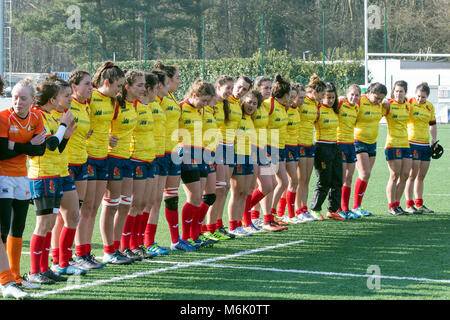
[61, 110, 74, 126]
[30, 132, 46, 145]
[109, 135, 119, 148]
[64, 120, 77, 138]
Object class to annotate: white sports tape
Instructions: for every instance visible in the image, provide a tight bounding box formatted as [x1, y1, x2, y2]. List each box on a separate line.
[120, 195, 132, 205]
[53, 208, 60, 214]
[102, 197, 120, 207]
[163, 187, 179, 199]
[216, 181, 226, 189]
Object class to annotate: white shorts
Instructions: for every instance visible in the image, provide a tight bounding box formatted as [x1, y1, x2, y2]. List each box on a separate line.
[0, 176, 31, 200]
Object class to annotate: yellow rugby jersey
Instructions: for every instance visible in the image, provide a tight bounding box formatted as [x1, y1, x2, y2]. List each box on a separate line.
[407, 98, 436, 144]
[263, 97, 288, 149]
[179, 100, 203, 148]
[235, 114, 257, 156]
[285, 106, 300, 146]
[337, 98, 359, 144]
[150, 100, 167, 157]
[28, 107, 63, 178]
[131, 100, 155, 163]
[87, 89, 115, 159]
[50, 109, 69, 177]
[67, 97, 90, 165]
[161, 93, 181, 153]
[315, 104, 339, 143]
[383, 100, 411, 148]
[354, 94, 383, 144]
[298, 96, 318, 147]
[108, 100, 137, 159]
[203, 105, 218, 152]
[217, 97, 242, 144]
[252, 105, 269, 150]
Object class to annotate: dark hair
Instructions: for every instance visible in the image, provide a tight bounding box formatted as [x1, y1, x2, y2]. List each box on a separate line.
[306, 74, 326, 94]
[35, 80, 60, 106]
[215, 75, 234, 123]
[154, 61, 178, 79]
[324, 82, 339, 114]
[47, 74, 71, 92]
[150, 70, 168, 87]
[253, 76, 272, 90]
[236, 75, 253, 89]
[184, 78, 215, 101]
[92, 61, 125, 88]
[416, 82, 430, 97]
[367, 82, 387, 95]
[117, 70, 144, 108]
[68, 70, 90, 86]
[271, 73, 291, 99]
[241, 90, 263, 120]
[144, 72, 159, 91]
[391, 80, 408, 99]
[291, 83, 306, 94]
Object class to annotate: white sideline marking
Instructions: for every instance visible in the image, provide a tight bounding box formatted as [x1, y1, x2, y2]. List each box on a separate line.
[146, 260, 450, 284]
[30, 239, 306, 298]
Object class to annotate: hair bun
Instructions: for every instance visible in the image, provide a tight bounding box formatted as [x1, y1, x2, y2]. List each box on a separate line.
[154, 61, 164, 70]
[309, 73, 321, 85]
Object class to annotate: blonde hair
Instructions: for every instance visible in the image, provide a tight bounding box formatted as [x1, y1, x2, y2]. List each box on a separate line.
[12, 77, 35, 98]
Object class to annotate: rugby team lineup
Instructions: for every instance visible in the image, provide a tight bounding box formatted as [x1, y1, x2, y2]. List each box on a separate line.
[0, 59, 443, 300]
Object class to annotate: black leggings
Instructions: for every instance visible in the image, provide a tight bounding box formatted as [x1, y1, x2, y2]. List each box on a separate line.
[0, 198, 30, 242]
[310, 143, 343, 213]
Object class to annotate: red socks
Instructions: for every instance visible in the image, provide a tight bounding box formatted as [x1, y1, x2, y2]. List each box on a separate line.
[341, 186, 351, 212]
[30, 234, 45, 275]
[39, 232, 52, 273]
[242, 195, 253, 227]
[144, 223, 157, 248]
[181, 202, 198, 241]
[165, 207, 179, 244]
[120, 215, 136, 251]
[286, 191, 296, 218]
[250, 189, 265, 208]
[277, 197, 287, 217]
[406, 199, 415, 209]
[415, 198, 423, 208]
[353, 178, 368, 209]
[59, 227, 76, 268]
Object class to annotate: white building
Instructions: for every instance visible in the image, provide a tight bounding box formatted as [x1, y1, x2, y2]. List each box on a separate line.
[368, 59, 450, 123]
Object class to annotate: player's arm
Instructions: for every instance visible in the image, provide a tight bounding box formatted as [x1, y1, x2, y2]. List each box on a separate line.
[10, 132, 46, 156]
[0, 137, 20, 160]
[430, 123, 437, 145]
[46, 110, 75, 152]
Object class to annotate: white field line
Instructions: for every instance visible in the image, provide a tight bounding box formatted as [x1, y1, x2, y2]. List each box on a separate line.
[146, 260, 450, 284]
[30, 239, 306, 298]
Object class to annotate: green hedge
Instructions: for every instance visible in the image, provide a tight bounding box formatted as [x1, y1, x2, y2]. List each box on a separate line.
[80, 50, 365, 100]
